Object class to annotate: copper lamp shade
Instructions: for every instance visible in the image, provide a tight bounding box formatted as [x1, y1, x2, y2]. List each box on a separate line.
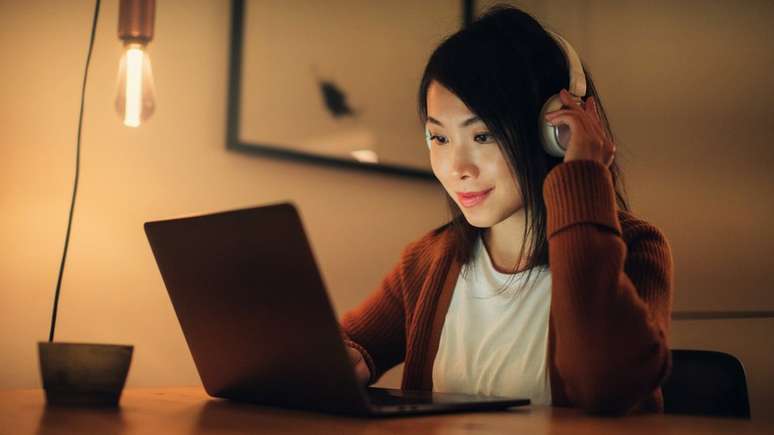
[118, 0, 155, 44]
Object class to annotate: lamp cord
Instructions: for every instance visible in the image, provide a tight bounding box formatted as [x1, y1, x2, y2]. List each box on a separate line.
[49, 0, 102, 342]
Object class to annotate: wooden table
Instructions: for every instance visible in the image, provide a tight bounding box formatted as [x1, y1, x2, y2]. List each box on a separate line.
[1, 387, 771, 434]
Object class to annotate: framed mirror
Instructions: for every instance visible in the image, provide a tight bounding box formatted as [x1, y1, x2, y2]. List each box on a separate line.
[226, 0, 473, 179]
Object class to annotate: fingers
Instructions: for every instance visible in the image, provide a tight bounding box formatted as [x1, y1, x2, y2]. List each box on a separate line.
[546, 89, 585, 121]
[346, 346, 370, 385]
[545, 97, 606, 144]
[582, 97, 607, 141]
[544, 111, 581, 133]
[354, 363, 370, 386]
[558, 88, 583, 111]
[584, 95, 597, 119]
[584, 96, 614, 145]
[547, 91, 617, 168]
[346, 346, 363, 364]
[584, 97, 605, 132]
[544, 108, 587, 138]
[544, 108, 583, 121]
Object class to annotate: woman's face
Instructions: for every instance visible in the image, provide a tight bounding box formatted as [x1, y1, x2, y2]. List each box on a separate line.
[426, 81, 523, 228]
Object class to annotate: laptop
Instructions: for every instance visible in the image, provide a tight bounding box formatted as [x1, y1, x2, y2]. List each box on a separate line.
[143, 201, 530, 417]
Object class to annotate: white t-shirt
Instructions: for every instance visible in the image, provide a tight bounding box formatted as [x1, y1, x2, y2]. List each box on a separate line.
[432, 236, 553, 405]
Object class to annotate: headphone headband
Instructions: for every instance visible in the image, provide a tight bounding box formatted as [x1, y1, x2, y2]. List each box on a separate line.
[547, 31, 586, 98]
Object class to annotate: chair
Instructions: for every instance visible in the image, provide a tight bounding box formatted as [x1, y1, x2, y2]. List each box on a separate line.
[661, 349, 751, 419]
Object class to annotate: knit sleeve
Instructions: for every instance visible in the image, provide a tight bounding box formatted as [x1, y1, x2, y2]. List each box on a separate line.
[339, 250, 408, 385]
[542, 159, 674, 415]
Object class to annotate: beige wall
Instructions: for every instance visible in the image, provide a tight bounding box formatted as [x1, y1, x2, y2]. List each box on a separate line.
[1, 0, 772, 421]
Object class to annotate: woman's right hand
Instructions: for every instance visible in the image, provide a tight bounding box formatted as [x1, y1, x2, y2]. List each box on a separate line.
[346, 346, 371, 387]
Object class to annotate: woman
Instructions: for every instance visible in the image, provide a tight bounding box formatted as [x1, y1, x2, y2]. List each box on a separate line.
[341, 4, 673, 415]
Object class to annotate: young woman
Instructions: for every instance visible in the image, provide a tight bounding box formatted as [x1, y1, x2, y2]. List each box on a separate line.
[341, 4, 673, 415]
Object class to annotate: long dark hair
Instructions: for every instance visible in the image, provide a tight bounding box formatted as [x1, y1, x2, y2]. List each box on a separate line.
[417, 3, 631, 294]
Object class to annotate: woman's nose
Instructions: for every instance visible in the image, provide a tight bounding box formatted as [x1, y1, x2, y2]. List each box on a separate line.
[450, 145, 479, 179]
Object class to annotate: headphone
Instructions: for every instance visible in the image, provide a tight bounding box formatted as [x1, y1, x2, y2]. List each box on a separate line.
[424, 30, 586, 159]
[539, 31, 587, 157]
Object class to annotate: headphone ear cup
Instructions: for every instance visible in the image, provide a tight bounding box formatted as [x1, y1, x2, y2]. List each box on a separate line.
[539, 94, 567, 157]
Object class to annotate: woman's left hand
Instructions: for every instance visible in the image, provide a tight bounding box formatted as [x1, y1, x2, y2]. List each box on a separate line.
[544, 88, 616, 167]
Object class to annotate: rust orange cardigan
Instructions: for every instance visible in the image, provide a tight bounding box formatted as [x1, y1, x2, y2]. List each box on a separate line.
[340, 159, 674, 415]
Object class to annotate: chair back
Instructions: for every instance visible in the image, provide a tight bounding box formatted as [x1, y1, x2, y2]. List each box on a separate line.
[662, 349, 751, 418]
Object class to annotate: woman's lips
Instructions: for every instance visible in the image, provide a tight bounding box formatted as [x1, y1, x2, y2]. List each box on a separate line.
[456, 188, 494, 208]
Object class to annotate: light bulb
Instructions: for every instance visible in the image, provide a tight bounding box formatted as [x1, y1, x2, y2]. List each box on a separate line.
[115, 43, 156, 128]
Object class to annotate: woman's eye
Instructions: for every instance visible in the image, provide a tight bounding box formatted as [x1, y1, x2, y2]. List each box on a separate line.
[429, 134, 448, 145]
[474, 133, 495, 143]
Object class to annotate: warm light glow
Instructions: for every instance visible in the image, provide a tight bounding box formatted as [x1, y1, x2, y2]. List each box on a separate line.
[351, 149, 379, 163]
[124, 47, 143, 127]
[115, 43, 156, 128]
